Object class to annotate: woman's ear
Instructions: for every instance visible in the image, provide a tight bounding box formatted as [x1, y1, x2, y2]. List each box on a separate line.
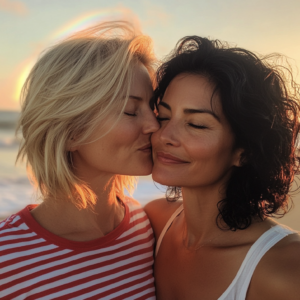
[232, 148, 245, 167]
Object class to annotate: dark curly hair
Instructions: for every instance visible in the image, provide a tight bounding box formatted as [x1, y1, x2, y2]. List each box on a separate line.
[152, 36, 300, 231]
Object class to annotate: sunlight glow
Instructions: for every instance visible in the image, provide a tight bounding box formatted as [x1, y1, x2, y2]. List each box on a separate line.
[49, 8, 128, 42]
[14, 60, 35, 102]
[14, 6, 139, 103]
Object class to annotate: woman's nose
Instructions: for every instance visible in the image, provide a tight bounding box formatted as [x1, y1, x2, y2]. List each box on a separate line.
[158, 120, 181, 147]
[143, 111, 160, 134]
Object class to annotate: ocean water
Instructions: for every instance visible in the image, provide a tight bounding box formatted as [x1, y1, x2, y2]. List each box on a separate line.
[0, 111, 165, 219]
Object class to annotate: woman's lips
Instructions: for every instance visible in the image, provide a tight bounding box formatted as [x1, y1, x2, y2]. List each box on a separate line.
[138, 143, 152, 153]
[156, 152, 189, 164]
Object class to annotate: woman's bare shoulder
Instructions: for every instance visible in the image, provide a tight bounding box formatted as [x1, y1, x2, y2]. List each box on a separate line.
[144, 199, 183, 240]
[249, 231, 300, 300]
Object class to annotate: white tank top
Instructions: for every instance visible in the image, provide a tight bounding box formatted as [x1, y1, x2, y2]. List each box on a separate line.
[155, 204, 298, 300]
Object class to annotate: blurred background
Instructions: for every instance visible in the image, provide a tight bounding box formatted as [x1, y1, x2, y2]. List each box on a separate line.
[1, 0, 300, 229]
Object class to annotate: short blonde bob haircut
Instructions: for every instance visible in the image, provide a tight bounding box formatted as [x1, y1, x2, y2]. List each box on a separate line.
[16, 21, 156, 209]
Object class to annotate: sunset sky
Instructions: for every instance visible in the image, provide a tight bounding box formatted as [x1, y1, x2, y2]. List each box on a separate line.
[1, 0, 300, 110]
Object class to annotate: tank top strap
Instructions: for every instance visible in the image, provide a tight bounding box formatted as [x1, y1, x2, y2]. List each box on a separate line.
[219, 224, 298, 300]
[155, 204, 184, 257]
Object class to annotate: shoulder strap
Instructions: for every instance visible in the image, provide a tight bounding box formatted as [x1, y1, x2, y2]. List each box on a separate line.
[219, 225, 297, 300]
[155, 204, 184, 257]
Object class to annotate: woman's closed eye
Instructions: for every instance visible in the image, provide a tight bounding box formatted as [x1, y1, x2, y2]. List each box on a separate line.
[124, 112, 137, 117]
[188, 123, 208, 129]
[157, 116, 208, 129]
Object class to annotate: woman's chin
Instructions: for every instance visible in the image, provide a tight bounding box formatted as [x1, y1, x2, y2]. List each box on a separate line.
[128, 160, 153, 176]
[152, 169, 181, 187]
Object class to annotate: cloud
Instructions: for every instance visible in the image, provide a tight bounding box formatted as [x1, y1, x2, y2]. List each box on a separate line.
[0, 0, 28, 15]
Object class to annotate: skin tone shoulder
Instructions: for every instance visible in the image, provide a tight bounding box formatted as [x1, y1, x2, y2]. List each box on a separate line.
[144, 73, 300, 300]
[31, 63, 159, 241]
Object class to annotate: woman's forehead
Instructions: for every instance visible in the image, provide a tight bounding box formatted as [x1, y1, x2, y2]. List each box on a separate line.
[163, 74, 221, 112]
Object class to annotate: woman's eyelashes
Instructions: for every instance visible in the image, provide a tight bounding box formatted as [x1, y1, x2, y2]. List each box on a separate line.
[124, 112, 137, 116]
[157, 116, 207, 129]
[188, 123, 208, 129]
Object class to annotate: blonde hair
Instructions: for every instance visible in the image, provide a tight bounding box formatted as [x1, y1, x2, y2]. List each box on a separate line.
[16, 21, 156, 209]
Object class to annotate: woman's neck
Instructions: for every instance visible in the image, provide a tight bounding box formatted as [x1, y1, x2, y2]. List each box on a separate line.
[30, 174, 125, 241]
[181, 184, 228, 247]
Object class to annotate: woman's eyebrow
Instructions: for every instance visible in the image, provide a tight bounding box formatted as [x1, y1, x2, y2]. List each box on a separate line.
[183, 108, 220, 122]
[159, 101, 220, 122]
[158, 101, 171, 110]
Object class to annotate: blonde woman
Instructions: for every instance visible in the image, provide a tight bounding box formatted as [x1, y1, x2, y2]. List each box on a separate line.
[0, 22, 158, 299]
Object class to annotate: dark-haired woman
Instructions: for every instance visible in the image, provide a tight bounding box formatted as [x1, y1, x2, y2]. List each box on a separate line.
[145, 37, 300, 300]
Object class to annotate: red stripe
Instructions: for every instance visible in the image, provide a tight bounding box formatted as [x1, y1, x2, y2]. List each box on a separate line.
[2, 228, 153, 274]
[129, 214, 150, 227]
[135, 290, 156, 300]
[0, 240, 52, 256]
[1, 246, 153, 293]
[35, 258, 154, 299]
[4, 256, 154, 299]
[129, 207, 145, 218]
[1, 214, 151, 253]
[1, 226, 153, 278]
[86, 273, 154, 300]
[0, 234, 42, 247]
[0, 246, 66, 269]
[0, 202, 156, 299]
[0, 227, 32, 239]
[1, 216, 24, 229]
[111, 282, 155, 300]
[117, 223, 153, 243]
[126, 213, 150, 230]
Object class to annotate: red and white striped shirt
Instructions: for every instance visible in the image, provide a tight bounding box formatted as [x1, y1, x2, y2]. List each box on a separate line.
[0, 198, 155, 300]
